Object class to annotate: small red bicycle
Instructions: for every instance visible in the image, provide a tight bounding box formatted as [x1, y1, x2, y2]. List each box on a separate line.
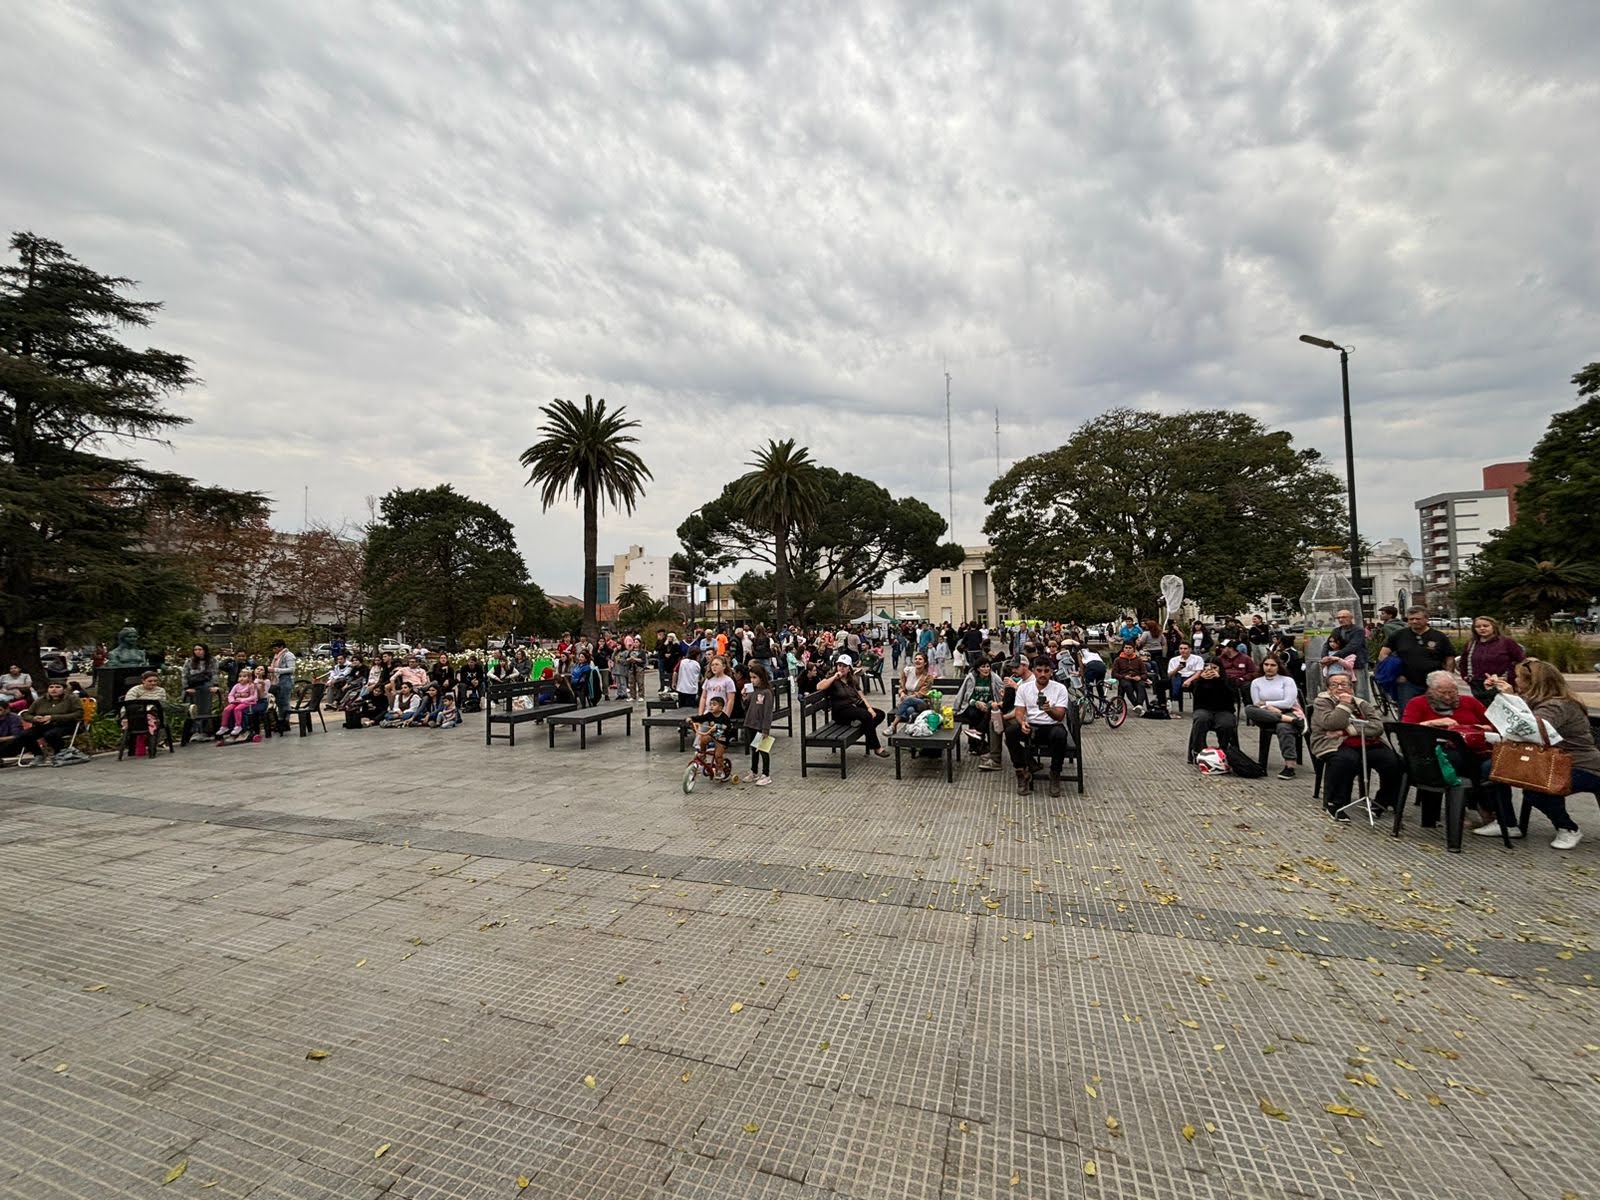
[682, 717, 733, 793]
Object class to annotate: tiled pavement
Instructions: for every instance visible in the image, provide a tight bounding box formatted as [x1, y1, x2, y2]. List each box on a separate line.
[1, 705, 1597, 1199]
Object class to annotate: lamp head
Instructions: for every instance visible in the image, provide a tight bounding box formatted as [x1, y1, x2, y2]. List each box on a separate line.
[1299, 334, 1342, 350]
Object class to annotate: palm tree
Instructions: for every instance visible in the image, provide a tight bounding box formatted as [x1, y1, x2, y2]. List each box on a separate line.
[732, 439, 825, 628]
[520, 395, 651, 639]
[1501, 558, 1600, 629]
[616, 582, 653, 611]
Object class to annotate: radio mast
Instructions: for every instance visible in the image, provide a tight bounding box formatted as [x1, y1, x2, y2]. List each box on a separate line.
[945, 368, 954, 536]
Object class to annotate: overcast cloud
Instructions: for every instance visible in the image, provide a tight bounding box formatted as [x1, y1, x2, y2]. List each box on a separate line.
[4, 0, 1596, 594]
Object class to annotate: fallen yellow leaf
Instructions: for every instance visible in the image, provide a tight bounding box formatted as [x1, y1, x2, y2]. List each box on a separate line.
[82, 983, 108, 993]
[52, 1063, 67, 1073]
[1085, 1084, 1098, 1098]
[1179, 1019, 1199, 1029]
[959, 1121, 970, 1133]
[373, 1143, 390, 1160]
[615, 975, 628, 985]
[355, 959, 368, 968]
[1105, 1115, 1120, 1135]
[1022, 930, 1034, 940]
[743, 1122, 760, 1133]
[1324, 1104, 1366, 1119]
[583, 1075, 597, 1089]
[729, 1002, 744, 1014]
[1204, 1121, 1217, 1133]
[1182, 1124, 1197, 1141]
[305, 1049, 330, 1060]
[516, 1176, 530, 1190]
[617, 1034, 631, 1046]
[200, 1183, 218, 1191]
[680, 1071, 692, 1083]
[1083, 1160, 1098, 1177]
[161, 1160, 188, 1185]
[1008, 1171, 1020, 1186]
[1259, 1099, 1290, 1121]
[837, 993, 853, 1001]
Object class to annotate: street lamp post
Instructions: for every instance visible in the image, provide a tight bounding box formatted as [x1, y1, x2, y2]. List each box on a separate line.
[1299, 334, 1363, 607]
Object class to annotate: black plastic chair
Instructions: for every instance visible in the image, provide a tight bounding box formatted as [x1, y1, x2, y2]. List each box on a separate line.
[117, 700, 173, 760]
[1385, 722, 1513, 853]
[286, 682, 327, 736]
[1252, 716, 1304, 771]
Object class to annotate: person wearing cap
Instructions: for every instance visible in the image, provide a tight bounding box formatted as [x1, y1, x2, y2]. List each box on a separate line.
[815, 654, 889, 757]
[1006, 656, 1076, 797]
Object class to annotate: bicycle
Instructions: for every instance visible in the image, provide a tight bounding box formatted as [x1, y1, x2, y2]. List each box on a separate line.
[1077, 683, 1128, 729]
[682, 718, 733, 793]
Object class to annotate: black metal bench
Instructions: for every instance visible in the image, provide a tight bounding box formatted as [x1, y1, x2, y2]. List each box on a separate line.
[799, 691, 869, 779]
[547, 703, 633, 749]
[486, 680, 575, 746]
[643, 697, 692, 751]
[887, 723, 962, 782]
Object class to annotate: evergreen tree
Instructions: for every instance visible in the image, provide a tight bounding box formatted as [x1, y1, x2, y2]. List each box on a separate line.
[0, 232, 265, 677]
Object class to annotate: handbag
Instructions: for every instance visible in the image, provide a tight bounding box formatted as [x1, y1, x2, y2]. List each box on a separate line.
[1489, 709, 1573, 795]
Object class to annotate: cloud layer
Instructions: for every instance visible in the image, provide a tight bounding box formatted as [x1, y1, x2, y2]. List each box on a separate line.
[5, 0, 1596, 592]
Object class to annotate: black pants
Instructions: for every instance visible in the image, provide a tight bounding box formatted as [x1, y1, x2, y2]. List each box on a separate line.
[1117, 679, 1148, 708]
[1320, 742, 1403, 811]
[830, 701, 884, 751]
[1188, 709, 1238, 758]
[1005, 721, 1073, 775]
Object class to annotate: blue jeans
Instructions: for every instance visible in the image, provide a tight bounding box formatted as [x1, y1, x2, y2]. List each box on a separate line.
[1521, 766, 1600, 833]
[895, 697, 927, 724]
[274, 677, 294, 725]
[1396, 680, 1426, 709]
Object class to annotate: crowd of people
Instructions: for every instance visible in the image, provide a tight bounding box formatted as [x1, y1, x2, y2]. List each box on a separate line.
[8, 608, 1595, 852]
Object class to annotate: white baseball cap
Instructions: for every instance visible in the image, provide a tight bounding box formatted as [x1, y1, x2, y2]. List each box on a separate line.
[835, 654, 853, 667]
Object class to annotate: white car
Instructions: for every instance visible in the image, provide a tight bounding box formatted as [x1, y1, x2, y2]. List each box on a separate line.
[377, 640, 411, 656]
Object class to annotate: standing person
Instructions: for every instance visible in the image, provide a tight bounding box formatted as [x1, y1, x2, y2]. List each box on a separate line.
[698, 656, 737, 718]
[181, 643, 217, 733]
[1376, 605, 1407, 643]
[1268, 633, 1304, 691]
[1481, 660, 1600, 849]
[743, 662, 776, 786]
[267, 640, 296, 732]
[751, 624, 774, 680]
[1459, 616, 1526, 704]
[1246, 615, 1273, 664]
[1379, 606, 1456, 709]
[1190, 621, 1213, 653]
[658, 631, 681, 696]
[1245, 655, 1303, 778]
[673, 648, 702, 708]
[814, 654, 889, 757]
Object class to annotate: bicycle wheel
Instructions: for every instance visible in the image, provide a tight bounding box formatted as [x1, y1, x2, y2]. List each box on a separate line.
[682, 762, 699, 794]
[1105, 697, 1128, 728]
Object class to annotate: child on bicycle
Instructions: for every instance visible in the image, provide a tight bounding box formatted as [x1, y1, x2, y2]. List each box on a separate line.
[690, 695, 733, 775]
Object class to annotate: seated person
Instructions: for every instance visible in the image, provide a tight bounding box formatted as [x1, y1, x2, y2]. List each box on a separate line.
[17, 680, 84, 763]
[1309, 672, 1402, 821]
[536, 668, 578, 706]
[2, 663, 35, 710]
[571, 650, 601, 705]
[893, 653, 936, 729]
[391, 655, 429, 697]
[952, 657, 1001, 768]
[406, 683, 445, 728]
[1167, 644, 1204, 705]
[0, 707, 26, 758]
[1401, 669, 1506, 830]
[814, 655, 889, 756]
[689, 694, 733, 773]
[1005, 656, 1076, 798]
[1245, 654, 1303, 778]
[1184, 660, 1239, 761]
[120, 669, 169, 748]
[321, 653, 355, 708]
[218, 674, 261, 739]
[1109, 643, 1149, 712]
[382, 681, 424, 727]
[434, 693, 462, 729]
[430, 652, 456, 696]
[458, 655, 486, 709]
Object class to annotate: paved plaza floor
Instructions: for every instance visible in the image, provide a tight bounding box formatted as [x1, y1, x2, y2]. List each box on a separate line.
[2, 705, 1597, 1199]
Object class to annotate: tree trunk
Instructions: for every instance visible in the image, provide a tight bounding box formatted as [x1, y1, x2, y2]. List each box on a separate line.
[582, 490, 599, 640]
[773, 520, 789, 629]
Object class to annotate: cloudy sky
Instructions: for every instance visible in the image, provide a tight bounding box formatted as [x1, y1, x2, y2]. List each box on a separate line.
[4, 0, 1596, 594]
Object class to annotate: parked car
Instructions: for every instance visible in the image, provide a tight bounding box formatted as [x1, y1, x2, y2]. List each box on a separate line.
[377, 640, 411, 656]
[309, 643, 333, 658]
[40, 651, 70, 679]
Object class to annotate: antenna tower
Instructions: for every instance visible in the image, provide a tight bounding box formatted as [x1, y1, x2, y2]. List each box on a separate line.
[994, 407, 1001, 479]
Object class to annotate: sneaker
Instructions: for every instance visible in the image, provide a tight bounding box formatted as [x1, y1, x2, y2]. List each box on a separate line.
[976, 755, 999, 772]
[1134, 705, 1145, 716]
[1471, 821, 1507, 838]
[1277, 766, 1296, 780]
[1552, 828, 1582, 851]
[251, 734, 263, 743]
[754, 775, 772, 787]
[1326, 808, 1351, 824]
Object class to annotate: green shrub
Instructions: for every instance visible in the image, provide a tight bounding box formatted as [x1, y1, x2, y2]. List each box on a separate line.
[1519, 629, 1597, 675]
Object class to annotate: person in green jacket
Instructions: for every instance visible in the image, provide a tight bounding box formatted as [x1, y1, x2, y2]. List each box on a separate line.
[22, 680, 84, 763]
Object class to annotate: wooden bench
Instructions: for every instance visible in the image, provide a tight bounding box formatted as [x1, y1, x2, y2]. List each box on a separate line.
[485, 680, 575, 746]
[799, 691, 870, 779]
[546, 703, 633, 749]
[887, 723, 962, 782]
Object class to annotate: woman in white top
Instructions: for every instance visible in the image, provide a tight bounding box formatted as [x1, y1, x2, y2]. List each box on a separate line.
[894, 653, 935, 729]
[1245, 654, 1302, 778]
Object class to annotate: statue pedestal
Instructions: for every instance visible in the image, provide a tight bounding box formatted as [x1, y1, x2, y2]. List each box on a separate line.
[95, 667, 146, 707]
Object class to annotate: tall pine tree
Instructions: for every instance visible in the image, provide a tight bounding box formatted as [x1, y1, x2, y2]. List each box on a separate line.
[0, 232, 265, 678]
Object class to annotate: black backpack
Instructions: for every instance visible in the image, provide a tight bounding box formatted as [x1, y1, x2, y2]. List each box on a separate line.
[1223, 745, 1266, 778]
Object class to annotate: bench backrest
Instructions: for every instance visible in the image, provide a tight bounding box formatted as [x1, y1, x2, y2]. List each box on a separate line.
[487, 680, 562, 711]
[802, 689, 833, 732]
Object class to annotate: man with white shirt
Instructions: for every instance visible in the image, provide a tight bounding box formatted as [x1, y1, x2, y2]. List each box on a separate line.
[1006, 656, 1076, 797]
[1166, 645, 1204, 708]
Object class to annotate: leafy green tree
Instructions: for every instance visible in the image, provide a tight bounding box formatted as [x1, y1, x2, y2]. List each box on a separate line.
[618, 595, 678, 628]
[1458, 364, 1600, 614]
[680, 462, 960, 626]
[0, 232, 266, 677]
[362, 485, 528, 648]
[547, 604, 585, 636]
[729, 439, 825, 627]
[519, 395, 651, 640]
[982, 408, 1344, 616]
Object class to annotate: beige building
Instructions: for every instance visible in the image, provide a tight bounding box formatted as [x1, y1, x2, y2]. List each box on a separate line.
[864, 545, 1010, 626]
